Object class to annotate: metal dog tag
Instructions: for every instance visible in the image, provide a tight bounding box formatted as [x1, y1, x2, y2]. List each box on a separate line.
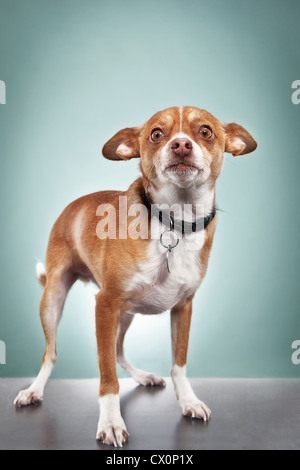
[160, 230, 179, 274]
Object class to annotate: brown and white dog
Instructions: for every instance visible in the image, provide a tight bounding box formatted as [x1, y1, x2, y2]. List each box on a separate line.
[14, 106, 257, 447]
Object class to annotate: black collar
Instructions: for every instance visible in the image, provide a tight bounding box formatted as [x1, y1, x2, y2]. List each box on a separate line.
[143, 191, 216, 235]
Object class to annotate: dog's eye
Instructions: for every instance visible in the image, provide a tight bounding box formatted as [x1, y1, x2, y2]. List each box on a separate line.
[151, 129, 164, 142]
[199, 126, 213, 139]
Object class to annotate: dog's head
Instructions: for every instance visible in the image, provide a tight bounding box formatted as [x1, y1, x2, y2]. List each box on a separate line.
[102, 106, 257, 188]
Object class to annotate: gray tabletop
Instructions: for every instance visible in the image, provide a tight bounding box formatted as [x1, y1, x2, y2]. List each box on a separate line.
[0, 378, 299, 450]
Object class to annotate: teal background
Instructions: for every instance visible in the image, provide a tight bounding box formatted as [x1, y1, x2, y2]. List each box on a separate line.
[0, 0, 299, 379]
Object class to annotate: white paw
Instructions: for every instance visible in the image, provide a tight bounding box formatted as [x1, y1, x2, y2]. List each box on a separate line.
[133, 370, 166, 387]
[181, 400, 211, 421]
[96, 418, 129, 447]
[14, 388, 43, 408]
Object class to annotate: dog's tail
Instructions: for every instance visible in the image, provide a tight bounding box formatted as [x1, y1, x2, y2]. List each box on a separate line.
[36, 261, 47, 288]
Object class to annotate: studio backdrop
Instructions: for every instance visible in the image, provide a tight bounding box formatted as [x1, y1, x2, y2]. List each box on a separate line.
[0, 0, 299, 379]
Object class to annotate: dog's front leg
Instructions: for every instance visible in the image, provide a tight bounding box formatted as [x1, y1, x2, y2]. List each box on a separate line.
[170, 298, 211, 421]
[95, 290, 128, 447]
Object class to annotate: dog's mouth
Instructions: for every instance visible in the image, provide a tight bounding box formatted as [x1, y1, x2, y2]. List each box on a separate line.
[165, 161, 201, 173]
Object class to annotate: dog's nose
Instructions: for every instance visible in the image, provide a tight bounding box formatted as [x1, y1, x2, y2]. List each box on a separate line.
[170, 138, 193, 158]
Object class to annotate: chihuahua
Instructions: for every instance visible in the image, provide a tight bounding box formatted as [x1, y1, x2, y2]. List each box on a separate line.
[14, 106, 257, 447]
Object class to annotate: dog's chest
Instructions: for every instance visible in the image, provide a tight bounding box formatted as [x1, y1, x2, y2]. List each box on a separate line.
[128, 231, 205, 315]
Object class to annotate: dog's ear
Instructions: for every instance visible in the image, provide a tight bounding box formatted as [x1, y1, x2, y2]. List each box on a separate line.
[102, 127, 141, 161]
[222, 123, 257, 156]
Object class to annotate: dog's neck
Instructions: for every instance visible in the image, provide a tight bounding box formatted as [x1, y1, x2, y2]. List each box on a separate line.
[143, 179, 215, 222]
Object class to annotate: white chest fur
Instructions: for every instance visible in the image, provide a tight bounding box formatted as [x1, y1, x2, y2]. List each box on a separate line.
[127, 220, 206, 315]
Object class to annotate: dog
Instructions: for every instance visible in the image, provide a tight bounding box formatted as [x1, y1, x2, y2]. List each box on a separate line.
[14, 106, 257, 447]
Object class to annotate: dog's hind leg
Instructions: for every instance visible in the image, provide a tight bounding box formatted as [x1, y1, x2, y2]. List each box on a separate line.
[14, 265, 77, 407]
[116, 313, 166, 387]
